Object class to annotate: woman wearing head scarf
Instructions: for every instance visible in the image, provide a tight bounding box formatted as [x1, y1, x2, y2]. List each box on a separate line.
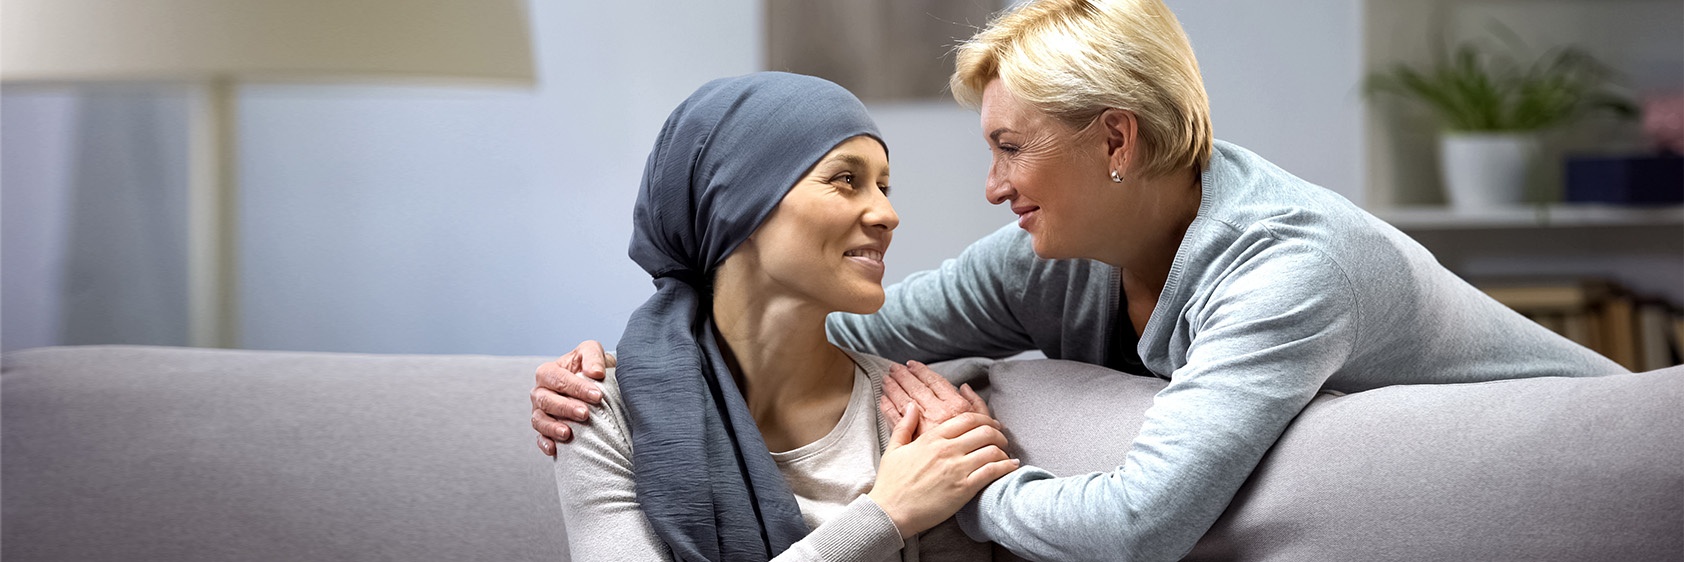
[550, 72, 1011, 561]
[539, 2, 1626, 560]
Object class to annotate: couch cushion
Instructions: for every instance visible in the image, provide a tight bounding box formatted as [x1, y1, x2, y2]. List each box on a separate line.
[3, 345, 569, 562]
[980, 358, 1684, 561]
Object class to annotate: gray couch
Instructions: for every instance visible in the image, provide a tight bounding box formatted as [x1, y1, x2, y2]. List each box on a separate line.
[5, 345, 1681, 561]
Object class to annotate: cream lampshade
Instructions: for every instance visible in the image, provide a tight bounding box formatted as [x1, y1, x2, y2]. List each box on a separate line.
[2, 0, 536, 348]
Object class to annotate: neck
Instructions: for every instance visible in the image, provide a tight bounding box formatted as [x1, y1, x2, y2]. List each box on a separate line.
[1098, 166, 1202, 291]
[710, 277, 855, 426]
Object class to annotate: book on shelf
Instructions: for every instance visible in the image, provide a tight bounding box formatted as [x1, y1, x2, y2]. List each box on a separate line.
[1637, 302, 1673, 372]
[1475, 277, 1681, 371]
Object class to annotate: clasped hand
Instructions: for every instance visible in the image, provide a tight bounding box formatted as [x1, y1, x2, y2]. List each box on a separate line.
[867, 361, 1017, 537]
[530, 344, 1019, 537]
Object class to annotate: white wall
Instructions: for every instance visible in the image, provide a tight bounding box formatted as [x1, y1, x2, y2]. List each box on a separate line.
[2, 0, 1379, 355]
[236, 0, 766, 354]
[1, 92, 79, 352]
[1167, 0, 1366, 201]
[3, 87, 195, 352]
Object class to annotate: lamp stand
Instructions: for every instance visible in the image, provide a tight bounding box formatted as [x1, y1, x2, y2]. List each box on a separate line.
[188, 78, 240, 348]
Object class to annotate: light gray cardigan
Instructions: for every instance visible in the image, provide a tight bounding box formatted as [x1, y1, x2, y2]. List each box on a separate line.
[549, 349, 990, 561]
[826, 140, 1626, 561]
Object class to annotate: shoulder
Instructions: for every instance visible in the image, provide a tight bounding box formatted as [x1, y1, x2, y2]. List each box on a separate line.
[558, 367, 636, 460]
[1194, 142, 1412, 298]
[1202, 238, 1356, 308]
[839, 349, 894, 385]
[549, 367, 676, 560]
[1168, 236, 1362, 355]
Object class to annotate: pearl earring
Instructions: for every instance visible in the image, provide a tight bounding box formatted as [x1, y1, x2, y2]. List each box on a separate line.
[1110, 170, 1123, 183]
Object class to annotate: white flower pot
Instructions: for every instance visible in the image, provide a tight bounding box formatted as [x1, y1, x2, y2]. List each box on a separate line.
[1438, 132, 1540, 211]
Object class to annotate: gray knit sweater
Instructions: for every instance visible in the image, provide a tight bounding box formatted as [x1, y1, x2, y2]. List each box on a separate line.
[825, 140, 1626, 561]
[550, 349, 990, 561]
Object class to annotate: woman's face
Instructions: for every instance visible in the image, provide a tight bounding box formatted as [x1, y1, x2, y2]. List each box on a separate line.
[734, 135, 897, 315]
[978, 79, 1114, 260]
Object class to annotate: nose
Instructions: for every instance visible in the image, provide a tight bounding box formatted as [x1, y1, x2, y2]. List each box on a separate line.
[984, 157, 1013, 206]
[864, 189, 899, 233]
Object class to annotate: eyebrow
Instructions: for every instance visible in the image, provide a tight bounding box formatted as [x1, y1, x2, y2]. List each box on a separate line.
[824, 153, 889, 176]
[989, 128, 1014, 142]
[827, 154, 868, 168]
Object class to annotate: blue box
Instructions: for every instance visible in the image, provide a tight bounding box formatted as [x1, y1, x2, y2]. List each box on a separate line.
[1564, 154, 1683, 204]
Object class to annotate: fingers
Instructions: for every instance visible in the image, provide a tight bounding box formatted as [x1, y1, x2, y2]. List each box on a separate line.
[881, 368, 914, 414]
[532, 387, 593, 422]
[961, 444, 1010, 468]
[928, 412, 1002, 440]
[967, 457, 1022, 490]
[531, 344, 611, 456]
[538, 435, 556, 457]
[890, 364, 946, 413]
[577, 340, 610, 380]
[537, 357, 603, 406]
[906, 361, 961, 403]
[531, 408, 575, 444]
[956, 422, 1008, 455]
[879, 395, 903, 429]
[887, 403, 920, 449]
[960, 383, 990, 417]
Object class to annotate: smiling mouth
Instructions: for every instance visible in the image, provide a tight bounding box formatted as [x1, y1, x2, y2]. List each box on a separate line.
[843, 248, 884, 261]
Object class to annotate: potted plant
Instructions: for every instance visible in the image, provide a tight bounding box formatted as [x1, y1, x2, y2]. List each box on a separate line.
[1367, 40, 1637, 210]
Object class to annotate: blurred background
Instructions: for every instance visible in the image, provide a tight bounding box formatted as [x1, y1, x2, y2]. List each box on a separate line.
[3, 0, 1681, 369]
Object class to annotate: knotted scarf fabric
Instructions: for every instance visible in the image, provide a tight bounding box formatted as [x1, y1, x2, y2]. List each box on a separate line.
[616, 72, 883, 561]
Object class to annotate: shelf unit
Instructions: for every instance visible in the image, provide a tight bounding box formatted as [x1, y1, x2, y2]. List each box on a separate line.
[1360, 0, 1682, 211]
[1357, 0, 1684, 310]
[1376, 204, 1684, 230]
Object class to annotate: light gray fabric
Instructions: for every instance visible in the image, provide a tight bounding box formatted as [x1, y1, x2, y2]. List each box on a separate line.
[969, 358, 1684, 562]
[13, 345, 1674, 562]
[550, 350, 991, 561]
[772, 371, 891, 536]
[2, 345, 568, 562]
[832, 140, 1628, 561]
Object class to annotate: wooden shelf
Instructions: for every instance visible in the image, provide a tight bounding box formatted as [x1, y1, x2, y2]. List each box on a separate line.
[1372, 204, 1684, 230]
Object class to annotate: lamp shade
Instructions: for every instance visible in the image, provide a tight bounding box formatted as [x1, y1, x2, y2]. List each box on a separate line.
[1, 0, 534, 85]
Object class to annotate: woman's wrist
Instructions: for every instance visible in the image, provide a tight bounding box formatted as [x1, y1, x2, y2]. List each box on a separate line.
[864, 490, 915, 539]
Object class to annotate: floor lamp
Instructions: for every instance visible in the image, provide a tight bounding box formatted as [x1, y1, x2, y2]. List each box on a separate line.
[2, 0, 535, 348]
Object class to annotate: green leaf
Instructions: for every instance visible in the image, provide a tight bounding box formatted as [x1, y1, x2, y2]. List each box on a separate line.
[1362, 35, 1635, 132]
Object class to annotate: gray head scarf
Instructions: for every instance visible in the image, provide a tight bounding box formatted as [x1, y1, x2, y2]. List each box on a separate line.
[616, 72, 884, 561]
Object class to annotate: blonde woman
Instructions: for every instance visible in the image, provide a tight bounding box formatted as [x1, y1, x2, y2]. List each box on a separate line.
[538, 2, 1625, 560]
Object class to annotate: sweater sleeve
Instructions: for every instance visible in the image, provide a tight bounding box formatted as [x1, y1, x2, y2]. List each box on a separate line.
[550, 369, 674, 561]
[551, 370, 904, 561]
[958, 242, 1359, 562]
[826, 223, 1039, 363]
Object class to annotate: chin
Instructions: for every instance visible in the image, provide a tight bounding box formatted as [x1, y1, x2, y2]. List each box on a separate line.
[837, 288, 887, 315]
[1028, 233, 1070, 260]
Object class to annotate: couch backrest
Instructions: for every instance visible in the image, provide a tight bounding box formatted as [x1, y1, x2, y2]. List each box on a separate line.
[3, 345, 569, 562]
[975, 358, 1684, 562]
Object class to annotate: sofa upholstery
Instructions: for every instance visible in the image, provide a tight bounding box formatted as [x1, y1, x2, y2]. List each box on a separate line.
[3, 346, 568, 561]
[961, 358, 1684, 561]
[5, 345, 1680, 561]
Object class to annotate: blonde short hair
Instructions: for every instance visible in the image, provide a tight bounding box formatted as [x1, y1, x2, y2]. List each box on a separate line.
[951, 0, 1213, 176]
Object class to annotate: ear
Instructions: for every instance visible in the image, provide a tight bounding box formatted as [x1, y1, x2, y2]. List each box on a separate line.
[1099, 108, 1139, 177]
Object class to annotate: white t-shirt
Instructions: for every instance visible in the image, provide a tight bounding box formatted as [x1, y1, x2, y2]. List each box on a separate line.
[770, 368, 882, 533]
